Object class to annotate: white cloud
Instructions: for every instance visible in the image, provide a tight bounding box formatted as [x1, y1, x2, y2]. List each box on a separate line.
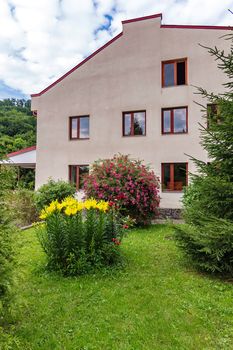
[0, 0, 232, 96]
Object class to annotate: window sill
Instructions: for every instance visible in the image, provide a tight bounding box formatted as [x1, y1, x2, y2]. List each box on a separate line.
[161, 132, 188, 135]
[162, 190, 184, 193]
[69, 138, 90, 141]
[162, 84, 188, 88]
[122, 135, 146, 137]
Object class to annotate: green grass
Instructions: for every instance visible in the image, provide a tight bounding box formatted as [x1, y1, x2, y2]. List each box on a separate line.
[4, 225, 233, 349]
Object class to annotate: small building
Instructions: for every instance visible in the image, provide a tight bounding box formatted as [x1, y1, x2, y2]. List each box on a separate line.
[1, 146, 36, 169]
[30, 13, 232, 209]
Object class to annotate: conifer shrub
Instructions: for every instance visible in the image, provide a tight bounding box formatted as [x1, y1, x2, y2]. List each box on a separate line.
[37, 198, 125, 275]
[83, 154, 160, 224]
[35, 179, 76, 211]
[175, 217, 233, 274]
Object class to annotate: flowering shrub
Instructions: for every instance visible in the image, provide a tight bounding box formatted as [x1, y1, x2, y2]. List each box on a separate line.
[37, 198, 125, 275]
[83, 155, 160, 224]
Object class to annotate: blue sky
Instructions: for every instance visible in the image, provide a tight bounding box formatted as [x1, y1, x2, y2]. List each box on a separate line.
[0, 0, 232, 100]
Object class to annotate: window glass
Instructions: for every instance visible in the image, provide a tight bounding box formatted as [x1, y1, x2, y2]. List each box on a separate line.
[174, 163, 186, 190]
[134, 112, 145, 135]
[164, 63, 175, 87]
[174, 108, 187, 133]
[124, 114, 132, 135]
[163, 164, 171, 191]
[79, 166, 89, 189]
[71, 118, 78, 138]
[80, 117, 89, 138]
[177, 61, 186, 85]
[162, 163, 187, 191]
[163, 110, 171, 133]
[70, 165, 77, 185]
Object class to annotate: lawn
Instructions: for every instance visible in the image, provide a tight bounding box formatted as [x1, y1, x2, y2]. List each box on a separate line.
[4, 225, 233, 349]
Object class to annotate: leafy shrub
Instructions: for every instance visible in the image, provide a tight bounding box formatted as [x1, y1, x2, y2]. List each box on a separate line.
[37, 198, 125, 275]
[4, 188, 38, 227]
[0, 166, 16, 318]
[175, 217, 233, 275]
[35, 179, 76, 211]
[83, 154, 160, 224]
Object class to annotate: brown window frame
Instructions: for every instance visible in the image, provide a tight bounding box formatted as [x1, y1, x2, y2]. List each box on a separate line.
[161, 106, 188, 134]
[122, 110, 146, 137]
[68, 165, 89, 190]
[161, 162, 188, 192]
[207, 103, 221, 127]
[69, 115, 90, 140]
[162, 58, 188, 87]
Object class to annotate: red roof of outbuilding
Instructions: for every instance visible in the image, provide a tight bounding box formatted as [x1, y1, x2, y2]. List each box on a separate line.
[7, 145, 36, 157]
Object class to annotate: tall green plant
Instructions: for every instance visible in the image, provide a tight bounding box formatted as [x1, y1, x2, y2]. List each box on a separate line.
[175, 35, 233, 275]
[0, 166, 16, 318]
[37, 198, 125, 275]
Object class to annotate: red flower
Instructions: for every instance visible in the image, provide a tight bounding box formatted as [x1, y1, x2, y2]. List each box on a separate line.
[123, 224, 129, 229]
[112, 238, 121, 245]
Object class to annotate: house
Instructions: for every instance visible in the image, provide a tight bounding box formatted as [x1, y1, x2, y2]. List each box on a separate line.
[30, 13, 232, 210]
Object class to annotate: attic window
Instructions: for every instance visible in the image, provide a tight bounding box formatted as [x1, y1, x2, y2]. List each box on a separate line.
[162, 59, 187, 87]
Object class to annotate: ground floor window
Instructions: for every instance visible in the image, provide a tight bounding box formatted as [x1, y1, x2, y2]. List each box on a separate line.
[69, 165, 89, 190]
[162, 163, 188, 191]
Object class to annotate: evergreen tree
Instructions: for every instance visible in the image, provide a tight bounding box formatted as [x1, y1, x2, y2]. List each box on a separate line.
[175, 34, 233, 275]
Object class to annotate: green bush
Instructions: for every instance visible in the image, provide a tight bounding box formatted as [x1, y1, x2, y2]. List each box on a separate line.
[175, 217, 233, 275]
[0, 166, 16, 318]
[4, 188, 38, 227]
[37, 198, 125, 275]
[35, 179, 76, 211]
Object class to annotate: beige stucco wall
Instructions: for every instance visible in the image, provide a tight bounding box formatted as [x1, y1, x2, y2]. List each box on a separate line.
[32, 16, 231, 208]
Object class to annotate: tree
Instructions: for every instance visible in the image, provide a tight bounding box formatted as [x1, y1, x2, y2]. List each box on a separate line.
[175, 34, 233, 275]
[0, 99, 36, 189]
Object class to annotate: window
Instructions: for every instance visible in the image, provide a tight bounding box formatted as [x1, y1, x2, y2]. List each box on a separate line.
[207, 103, 220, 126]
[69, 116, 89, 139]
[69, 165, 89, 190]
[123, 111, 146, 136]
[162, 163, 188, 191]
[162, 107, 188, 134]
[162, 59, 187, 87]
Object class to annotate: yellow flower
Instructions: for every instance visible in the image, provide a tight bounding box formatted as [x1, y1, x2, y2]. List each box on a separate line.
[96, 200, 109, 212]
[39, 199, 62, 219]
[64, 206, 78, 216]
[84, 198, 98, 210]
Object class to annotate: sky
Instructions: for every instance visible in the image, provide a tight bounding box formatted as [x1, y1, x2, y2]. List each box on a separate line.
[0, 0, 232, 100]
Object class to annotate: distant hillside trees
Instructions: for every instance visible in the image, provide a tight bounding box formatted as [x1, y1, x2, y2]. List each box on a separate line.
[0, 99, 36, 189]
[0, 99, 36, 158]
